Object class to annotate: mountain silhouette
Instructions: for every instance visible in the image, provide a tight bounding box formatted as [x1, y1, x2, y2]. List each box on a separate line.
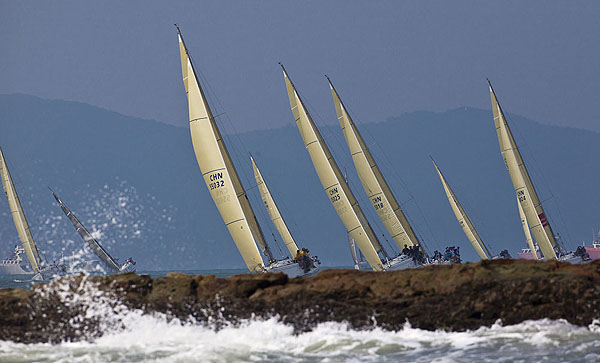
[0, 94, 597, 269]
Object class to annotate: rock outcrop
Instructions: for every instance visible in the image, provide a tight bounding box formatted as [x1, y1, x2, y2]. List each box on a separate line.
[1, 259, 599, 343]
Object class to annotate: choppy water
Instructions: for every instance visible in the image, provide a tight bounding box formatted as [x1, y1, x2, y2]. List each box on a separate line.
[1, 271, 599, 362]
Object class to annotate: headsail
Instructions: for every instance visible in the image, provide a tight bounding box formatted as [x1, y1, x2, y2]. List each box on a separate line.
[50, 189, 121, 272]
[0, 147, 41, 274]
[281, 65, 384, 271]
[432, 158, 491, 260]
[251, 156, 299, 257]
[177, 26, 269, 272]
[517, 197, 538, 260]
[328, 77, 421, 251]
[489, 81, 558, 260]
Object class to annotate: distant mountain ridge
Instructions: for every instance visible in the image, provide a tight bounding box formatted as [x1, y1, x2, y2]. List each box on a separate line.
[0, 94, 597, 269]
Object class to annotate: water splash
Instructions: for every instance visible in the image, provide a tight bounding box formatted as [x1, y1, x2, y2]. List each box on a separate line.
[1, 277, 599, 362]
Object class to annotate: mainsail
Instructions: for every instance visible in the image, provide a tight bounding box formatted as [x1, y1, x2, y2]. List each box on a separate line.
[327, 77, 421, 251]
[432, 158, 491, 260]
[251, 156, 299, 257]
[50, 190, 121, 272]
[0, 147, 41, 274]
[177, 26, 270, 272]
[281, 65, 384, 271]
[489, 81, 558, 260]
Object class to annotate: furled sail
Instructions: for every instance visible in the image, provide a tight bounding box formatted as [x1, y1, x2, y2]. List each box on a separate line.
[281, 65, 384, 271]
[489, 81, 558, 260]
[177, 27, 270, 272]
[251, 156, 299, 257]
[328, 77, 421, 251]
[50, 190, 121, 272]
[0, 147, 41, 274]
[517, 197, 538, 260]
[432, 158, 491, 260]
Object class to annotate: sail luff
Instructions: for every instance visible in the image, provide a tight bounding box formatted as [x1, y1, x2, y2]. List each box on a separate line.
[489, 82, 557, 260]
[281, 65, 385, 271]
[50, 190, 121, 272]
[328, 77, 421, 251]
[432, 159, 490, 259]
[0, 147, 41, 274]
[517, 196, 539, 260]
[251, 156, 299, 257]
[177, 28, 269, 271]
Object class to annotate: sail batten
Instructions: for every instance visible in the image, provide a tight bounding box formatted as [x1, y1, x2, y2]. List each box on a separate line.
[281, 65, 384, 271]
[327, 78, 421, 252]
[51, 190, 121, 272]
[432, 159, 491, 259]
[489, 81, 558, 260]
[251, 156, 299, 257]
[0, 147, 41, 274]
[177, 27, 268, 271]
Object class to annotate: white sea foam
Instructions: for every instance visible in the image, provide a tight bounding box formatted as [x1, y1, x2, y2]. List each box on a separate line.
[1, 278, 599, 362]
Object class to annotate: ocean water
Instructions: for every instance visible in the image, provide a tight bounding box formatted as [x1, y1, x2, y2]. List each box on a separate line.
[1, 271, 599, 362]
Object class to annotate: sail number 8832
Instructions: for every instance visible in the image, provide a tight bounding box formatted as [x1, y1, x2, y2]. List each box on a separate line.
[209, 180, 225, 190]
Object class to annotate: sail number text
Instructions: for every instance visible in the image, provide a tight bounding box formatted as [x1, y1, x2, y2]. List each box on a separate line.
[372, 196, 384, 210]
[517, 190, 526, 202]
[329, 187, 341, 203]
[209, 172, 225, 190]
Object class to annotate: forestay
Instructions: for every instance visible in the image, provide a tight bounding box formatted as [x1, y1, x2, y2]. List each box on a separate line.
[177, 27, 269, 272]
[0, 147, 41, 274]
[281, 65, 384, 271]
[489, 81, 558, 260]
[50, 190, 121, 272]
[328, 77, 421, 251]
[432, 158, 491, 260]
[251, 156, 299, 257]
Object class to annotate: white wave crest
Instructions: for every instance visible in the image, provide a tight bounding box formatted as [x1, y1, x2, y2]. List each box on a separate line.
[1, 276, 600, 362]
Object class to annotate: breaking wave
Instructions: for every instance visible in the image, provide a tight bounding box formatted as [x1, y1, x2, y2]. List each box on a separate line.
[1, 276, 599, 362]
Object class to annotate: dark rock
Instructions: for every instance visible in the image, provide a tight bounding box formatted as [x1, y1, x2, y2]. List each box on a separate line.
[1, 259, 599, 343]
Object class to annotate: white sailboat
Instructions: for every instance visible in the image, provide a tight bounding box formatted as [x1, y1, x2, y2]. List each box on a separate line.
[281, 65, 421, 271]
[326, 77, 427, 270]
[50, 189, 136, 274]
[176, 27, 314, 277]
[488, 81, 582, 263]
[251, 156, 319, 274]
[0, 147, 66, 280]
[431, 158, 492, 260]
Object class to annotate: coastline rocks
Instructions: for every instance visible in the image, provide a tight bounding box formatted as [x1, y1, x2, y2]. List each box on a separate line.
[1, 259, 599, 343]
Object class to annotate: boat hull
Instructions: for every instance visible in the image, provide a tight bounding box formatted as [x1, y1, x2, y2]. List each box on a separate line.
[266, 258, 319, 277]
[584, 247, 600, 260]
[0, 262, 33, 275]
[517, 251, 542, 260]
[385, 255, 422, 270]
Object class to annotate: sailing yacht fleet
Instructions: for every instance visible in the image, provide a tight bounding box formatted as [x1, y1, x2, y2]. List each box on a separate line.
[0, 27, 593, 281]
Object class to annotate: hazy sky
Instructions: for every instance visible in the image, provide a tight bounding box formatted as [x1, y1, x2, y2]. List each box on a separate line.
[1, 1, 599, 132]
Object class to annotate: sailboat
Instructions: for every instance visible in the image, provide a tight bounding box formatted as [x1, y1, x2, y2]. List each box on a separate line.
[176, 26, 315, 277]
[49, 189, 136, 274]
[488, 81, 584, 263]
[281, 65, 421, 271]
[431, 157, 493, 260]
[251, 156, 319, 273]
[326, 76, 428, 269]
[0, 147, 66, 280]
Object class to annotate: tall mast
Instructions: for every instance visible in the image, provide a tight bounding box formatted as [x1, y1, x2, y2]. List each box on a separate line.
[0, 147, 41, 274]
[50, 189, 121, 272]
[327, 76, 422, 252]
[431, 158, 491, 259]
[176, 26, 272, 271]
[488, 80, 558, 260]
[281, 64, 385, 271]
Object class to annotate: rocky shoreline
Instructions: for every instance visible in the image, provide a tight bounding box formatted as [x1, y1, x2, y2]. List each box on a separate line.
[1, 259, 599, 343]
